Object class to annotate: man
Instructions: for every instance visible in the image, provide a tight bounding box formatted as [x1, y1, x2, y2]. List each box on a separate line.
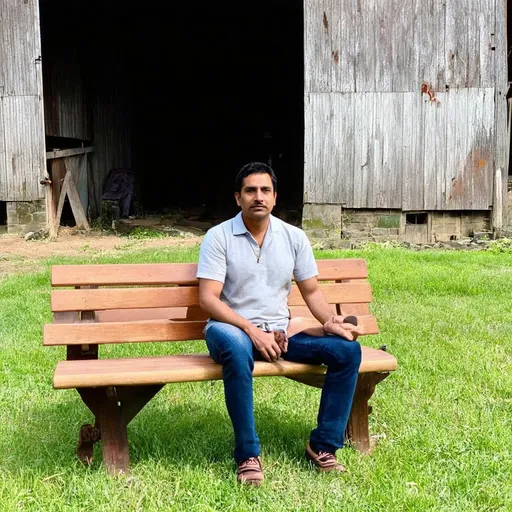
[197, 162, 362, 486]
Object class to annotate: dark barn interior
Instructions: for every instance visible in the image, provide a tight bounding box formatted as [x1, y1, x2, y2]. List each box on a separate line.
[39, 1, 304, 226]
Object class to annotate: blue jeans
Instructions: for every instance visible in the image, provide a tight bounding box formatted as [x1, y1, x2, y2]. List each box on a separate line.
[205, 321, 362, 462]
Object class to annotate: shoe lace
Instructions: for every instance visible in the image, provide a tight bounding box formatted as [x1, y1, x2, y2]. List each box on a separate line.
[318, 451, 335, 460]
[316, 451, 339, 467]
[240, 457, 260, 469]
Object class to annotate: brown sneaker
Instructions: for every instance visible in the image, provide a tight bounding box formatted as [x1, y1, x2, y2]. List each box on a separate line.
[237, 456, 264, 486]
[306, 443, 346, 472]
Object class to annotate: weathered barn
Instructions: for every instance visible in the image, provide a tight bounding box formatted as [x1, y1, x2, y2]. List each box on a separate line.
[0, 1, 509, 242]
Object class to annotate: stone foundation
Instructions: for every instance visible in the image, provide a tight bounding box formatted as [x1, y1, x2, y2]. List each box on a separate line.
[342, 209, 490, 243]
[6, 200, 47, 235]
[302, 204, 342, 238]
[303, 204, 492, 243]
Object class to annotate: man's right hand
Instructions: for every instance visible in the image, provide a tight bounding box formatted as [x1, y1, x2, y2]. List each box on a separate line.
[247, 326, 282, 362]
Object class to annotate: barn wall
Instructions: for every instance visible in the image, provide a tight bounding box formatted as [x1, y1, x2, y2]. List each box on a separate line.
[0, 0, 46, 202]
[304, 0, 503, 213]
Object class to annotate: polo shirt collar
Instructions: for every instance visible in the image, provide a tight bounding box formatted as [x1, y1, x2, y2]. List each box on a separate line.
[232, 212, 281, 235]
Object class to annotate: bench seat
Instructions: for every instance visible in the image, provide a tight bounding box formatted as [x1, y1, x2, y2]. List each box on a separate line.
[54, 347, 398, 389]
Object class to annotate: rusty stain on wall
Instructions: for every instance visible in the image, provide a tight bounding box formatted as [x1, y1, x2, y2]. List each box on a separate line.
[450, 177, 464, 199]
[332, 50, 339, 65]
[421, 82, 440, 105]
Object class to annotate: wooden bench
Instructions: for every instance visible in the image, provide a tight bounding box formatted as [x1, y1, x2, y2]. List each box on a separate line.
[44, 258, 397, 474]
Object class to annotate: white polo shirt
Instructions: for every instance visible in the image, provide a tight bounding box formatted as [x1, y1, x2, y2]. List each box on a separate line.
[197, 212, 318, 332]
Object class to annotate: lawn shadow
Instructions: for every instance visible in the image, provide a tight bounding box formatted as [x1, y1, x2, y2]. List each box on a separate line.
[2, 391, 315, 474]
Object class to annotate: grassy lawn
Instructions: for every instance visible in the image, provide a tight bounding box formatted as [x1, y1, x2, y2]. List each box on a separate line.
[0, 244, 511, 511]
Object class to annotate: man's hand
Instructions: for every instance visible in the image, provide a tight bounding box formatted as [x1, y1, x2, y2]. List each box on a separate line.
[247, 326, 282, 362]
[323, 315, 363, 341]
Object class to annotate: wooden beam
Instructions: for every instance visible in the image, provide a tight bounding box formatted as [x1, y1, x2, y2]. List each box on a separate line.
[46, 147, 94, 160]
[53, 168, 90, 232]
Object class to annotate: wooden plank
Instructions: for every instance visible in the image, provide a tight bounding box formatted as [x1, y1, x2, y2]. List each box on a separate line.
[392, 0, 414, 92]
[46, 147, 94, 160]
[50, 282, 373, 312]
[351, 92, 372, 207]
[44, 320, 207, 346]
[479, 0, 495, 88]
[445, 0, 470, 88]
[54, 170, 70, 231]
[374, 0, 394, 92]
[373, 92, 402, 208]
[402, 92, 423, 210]
[320, 93, 354, 203]
[96, 307, 192, 323]
[337, 0, 356, 92]
[95, 304, 372, 323]
[435, 91, 448, 210]
[51, 259, 369, 287]
[416, 0, 438, 90]
[304, 0, 333, 93]
[310, 93, 331, 203]
[434, 0, 447, 91]
[62, 165, 90, 230]
[466, 0, 480, 88]
[495, 0, 508, 227]
[52, 262, 200, 287]
[0, 96, 45, 201]
[304, 94, 315, 204]
[44, 316, 380, 346]
[53, 347, 398, 389]
[336, 93, 355, 204]
[354, 0, 376, 92]
[423, 89, 440, 210]
[0, 0, 42, 96]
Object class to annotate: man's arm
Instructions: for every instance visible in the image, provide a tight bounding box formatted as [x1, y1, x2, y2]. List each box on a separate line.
[296, 276, 362, 341]
[199, 278, 283, 362]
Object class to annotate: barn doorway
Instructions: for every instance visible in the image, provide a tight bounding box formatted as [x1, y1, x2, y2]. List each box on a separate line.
[39, 1, 304, 227]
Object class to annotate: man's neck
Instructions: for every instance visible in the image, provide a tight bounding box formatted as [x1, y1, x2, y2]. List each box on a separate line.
[241, 214, 270, 240]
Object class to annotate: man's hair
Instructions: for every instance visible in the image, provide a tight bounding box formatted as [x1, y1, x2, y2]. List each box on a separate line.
[235, 162, 277, 193]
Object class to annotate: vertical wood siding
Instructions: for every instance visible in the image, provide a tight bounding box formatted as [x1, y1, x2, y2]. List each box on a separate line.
[0, 0, 45, 201]
[304, 0, 501, 211]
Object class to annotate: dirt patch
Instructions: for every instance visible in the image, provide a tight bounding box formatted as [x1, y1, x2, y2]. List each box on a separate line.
[0, 228, 203, 278]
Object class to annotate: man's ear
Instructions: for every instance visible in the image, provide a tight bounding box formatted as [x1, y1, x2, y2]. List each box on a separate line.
[234, 192, 241, 206]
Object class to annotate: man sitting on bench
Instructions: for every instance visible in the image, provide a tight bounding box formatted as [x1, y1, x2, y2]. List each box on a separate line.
[197, 162, 362, 486]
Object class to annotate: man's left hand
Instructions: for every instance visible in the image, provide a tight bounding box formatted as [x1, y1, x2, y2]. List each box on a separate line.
[323, 316, 363, 341]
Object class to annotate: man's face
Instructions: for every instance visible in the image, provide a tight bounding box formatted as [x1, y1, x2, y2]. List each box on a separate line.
[235, 172, 276, 221]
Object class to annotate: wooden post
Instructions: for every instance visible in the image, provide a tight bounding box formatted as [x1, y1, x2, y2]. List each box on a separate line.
[98, 386, 130, 475]
[492, 167, 503, 238]
[346, 372, 389, 453]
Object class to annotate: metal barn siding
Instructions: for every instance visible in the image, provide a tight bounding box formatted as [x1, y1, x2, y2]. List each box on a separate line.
[304, 0, 505, 212]
[0, 0, 46, 201]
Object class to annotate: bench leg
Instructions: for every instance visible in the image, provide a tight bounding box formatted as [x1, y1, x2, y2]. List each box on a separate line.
[346, 372, 389, 453]
[98, 386, 130, 475]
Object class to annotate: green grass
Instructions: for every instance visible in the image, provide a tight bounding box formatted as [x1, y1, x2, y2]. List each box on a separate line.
[0, 245, 511, 511]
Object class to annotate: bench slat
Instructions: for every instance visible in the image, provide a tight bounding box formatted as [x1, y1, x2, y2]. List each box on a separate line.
[51, 259, 368, 287]
[53, 347, 397, 389]
[51, 282, 373, 312]
[44, 316, 379, 346]
[94, 304, 372, 322]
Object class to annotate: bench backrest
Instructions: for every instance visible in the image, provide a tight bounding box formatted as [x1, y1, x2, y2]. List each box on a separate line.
[44, 259, 378, 347]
